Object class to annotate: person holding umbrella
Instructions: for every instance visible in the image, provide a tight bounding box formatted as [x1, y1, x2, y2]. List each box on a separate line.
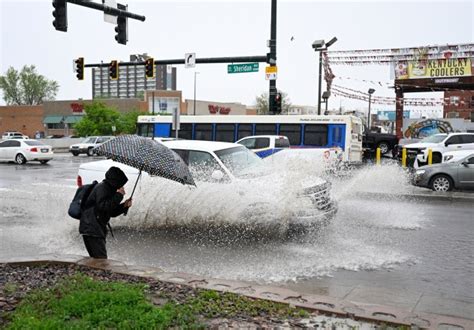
[79, 166, 132, 259]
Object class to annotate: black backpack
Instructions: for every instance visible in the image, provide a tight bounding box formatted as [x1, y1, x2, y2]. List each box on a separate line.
[68, 181, 98, 220]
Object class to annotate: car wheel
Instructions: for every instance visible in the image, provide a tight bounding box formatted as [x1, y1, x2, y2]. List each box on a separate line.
[377, 141, 390, 155]
[72, 152, 79, 156]
[430, 174, 453, 192]
[40, 160, 49, 164]
[87, 148, 95, 156]
[15, 153, 27, 165]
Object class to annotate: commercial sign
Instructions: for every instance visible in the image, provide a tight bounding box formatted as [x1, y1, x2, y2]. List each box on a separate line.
[265, 66, 278, 80]
[208, 104, 230, 115]
[227, 63, 259, 74]
[70, 103, 84, 115]
[395, 58, 473, 80]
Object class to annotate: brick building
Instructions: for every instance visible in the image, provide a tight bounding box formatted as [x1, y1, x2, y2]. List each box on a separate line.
[444, 90, 474, 121]
[0, 105, 44, 138]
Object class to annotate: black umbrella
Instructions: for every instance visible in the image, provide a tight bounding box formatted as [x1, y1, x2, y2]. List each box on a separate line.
[94, 135, 195, 199]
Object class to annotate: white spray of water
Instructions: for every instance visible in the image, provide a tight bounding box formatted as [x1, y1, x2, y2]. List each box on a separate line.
[0, 161, 425, 282]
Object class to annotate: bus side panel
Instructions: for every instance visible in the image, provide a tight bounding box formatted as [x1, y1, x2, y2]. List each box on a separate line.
[155, 123, 171, 137]
[328, 124, 346, 151]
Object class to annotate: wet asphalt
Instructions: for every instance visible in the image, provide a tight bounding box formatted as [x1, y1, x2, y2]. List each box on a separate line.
[0, 153, 473, 319]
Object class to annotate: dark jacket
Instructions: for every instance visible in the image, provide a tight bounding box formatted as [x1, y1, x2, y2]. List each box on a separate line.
[79, 167, 128, 238]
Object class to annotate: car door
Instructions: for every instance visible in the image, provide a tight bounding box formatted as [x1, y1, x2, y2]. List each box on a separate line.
[458, 155, 474, 189]
[460, 134, 474, 151]
[444, 135, 463, 152]
[0, 140, 9, 160]
[5, 140, 21, 160]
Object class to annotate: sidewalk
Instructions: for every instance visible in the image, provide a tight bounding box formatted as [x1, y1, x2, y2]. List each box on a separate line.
[1, 255, 472, 329]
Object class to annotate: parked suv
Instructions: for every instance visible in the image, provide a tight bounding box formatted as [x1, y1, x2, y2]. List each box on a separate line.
[404, 133, 474, 167]
[69, 136, 114, 156]
[2, 131, 28, 140]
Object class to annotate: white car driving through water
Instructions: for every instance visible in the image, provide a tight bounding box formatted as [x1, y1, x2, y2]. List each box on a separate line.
[77, 140, 337, 233]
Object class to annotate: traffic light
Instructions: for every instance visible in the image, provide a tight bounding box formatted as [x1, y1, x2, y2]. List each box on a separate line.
[52, 0, 67, 32]
[75, 57, 84, 81]
[145, 58, 155, 79]
[109, 60, 119, 80]
[275, 92, 282, 114]
[115, 4, 128, 45]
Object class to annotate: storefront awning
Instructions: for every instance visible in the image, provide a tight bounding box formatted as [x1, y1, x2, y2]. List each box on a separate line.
[43, 115, 64, 124]
[64, 116, 83, 124]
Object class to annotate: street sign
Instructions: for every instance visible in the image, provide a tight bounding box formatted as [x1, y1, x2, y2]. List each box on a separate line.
[185, 53, 196, 68]
[265, 66, 278, 80]
[103, 0, 117, 24]
[228, 63, 259, 74]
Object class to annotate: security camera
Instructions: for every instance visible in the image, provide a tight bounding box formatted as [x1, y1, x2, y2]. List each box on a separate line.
[312, 39, 325, 50]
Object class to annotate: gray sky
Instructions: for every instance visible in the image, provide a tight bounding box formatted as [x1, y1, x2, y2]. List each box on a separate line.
[1, 0, 473, 114]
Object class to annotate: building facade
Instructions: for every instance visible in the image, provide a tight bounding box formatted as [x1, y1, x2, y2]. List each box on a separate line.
[185, 99, 247, 116]
[92, 56, 177, 99]
[443, 90, 474, 121]
[0, 105, 44, 138]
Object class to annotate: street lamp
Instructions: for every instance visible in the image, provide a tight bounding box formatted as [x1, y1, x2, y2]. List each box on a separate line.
[312, 36, 337, 115]
[193, 71, 200, 115]
[367, 88, 376, 131]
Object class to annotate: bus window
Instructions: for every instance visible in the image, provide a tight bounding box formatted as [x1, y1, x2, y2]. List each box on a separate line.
[195, 123, 213, 141]
[304, 124, 328, 146]
[137, 123, 153, 137]
[171, 123, 192, 140]
[255, 124, 277, 135]
[215, 124, 235, 142]
[279, 124, 301, 145]
[237, 124, 253, 140]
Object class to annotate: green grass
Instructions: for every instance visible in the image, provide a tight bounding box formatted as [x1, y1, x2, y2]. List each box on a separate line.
[5, 273, 309, 329]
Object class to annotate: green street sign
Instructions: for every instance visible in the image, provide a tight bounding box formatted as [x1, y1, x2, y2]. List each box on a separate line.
[228, 63, 259, 74]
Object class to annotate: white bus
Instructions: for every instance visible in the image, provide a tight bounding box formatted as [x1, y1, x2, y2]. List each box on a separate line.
[136, 115, 364, 163]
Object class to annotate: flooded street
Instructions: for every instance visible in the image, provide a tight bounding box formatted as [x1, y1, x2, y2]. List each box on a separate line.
[1, 154, 473, 312]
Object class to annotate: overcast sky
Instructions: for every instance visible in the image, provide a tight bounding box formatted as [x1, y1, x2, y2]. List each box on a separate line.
[1, 0, 473, 115]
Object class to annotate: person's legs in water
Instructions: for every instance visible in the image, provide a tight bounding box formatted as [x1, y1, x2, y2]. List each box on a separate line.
[82, 236, 107, 259]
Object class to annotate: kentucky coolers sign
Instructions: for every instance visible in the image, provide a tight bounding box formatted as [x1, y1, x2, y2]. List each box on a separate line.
[395, 58, 473, 80]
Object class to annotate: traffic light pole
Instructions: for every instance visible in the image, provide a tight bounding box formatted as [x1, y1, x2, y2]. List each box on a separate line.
[66, 0, 145, 21]
[268, 0, 277, 114]
[84, 55, 268, 68]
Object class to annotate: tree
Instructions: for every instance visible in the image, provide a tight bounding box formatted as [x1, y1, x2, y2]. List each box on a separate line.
[255, 91, 291, 115]
[117, 110, 143, 134]
[74, 102, 121, 136]
[0, 65, 59, 105]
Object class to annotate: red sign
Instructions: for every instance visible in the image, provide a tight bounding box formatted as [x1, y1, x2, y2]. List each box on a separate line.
[70, 103, 84, 114]
[208, 104, 231, 115]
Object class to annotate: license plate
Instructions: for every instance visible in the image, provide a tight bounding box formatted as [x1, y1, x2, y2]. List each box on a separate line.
[41, 148, 48, 153]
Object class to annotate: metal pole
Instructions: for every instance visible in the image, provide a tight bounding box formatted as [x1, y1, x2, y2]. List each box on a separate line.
[368, 93, 372, 131]
[151, 91, 155, 140]
[268, 0, 277, 114]
[318, 51, 323, 115]
[193, 72, 197, 115]
[325, 97, 328, 113]
[66, 0, 146, 21]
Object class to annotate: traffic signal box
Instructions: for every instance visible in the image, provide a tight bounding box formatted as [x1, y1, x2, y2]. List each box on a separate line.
[75, 57, 84, 80]
[109, 60, 119, 80]
[52, 0, 67, 32]
[145, 58, 155, 79]
[115, 3, 127, 45]
[275, 92, 282, 113]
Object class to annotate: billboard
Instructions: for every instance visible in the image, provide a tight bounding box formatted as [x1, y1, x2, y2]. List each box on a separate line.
[395, 58, 473, 80]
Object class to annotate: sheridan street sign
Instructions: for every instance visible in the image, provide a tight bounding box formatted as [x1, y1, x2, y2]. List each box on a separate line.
[228, 63, 259, 74]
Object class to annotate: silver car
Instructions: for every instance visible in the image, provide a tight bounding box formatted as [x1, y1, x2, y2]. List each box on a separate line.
[414, 152, 474, 191]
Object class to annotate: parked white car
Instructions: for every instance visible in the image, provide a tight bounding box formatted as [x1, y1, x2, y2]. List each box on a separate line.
[69, 136, 114, 156]
[403, 133, 474, 167]
[1, 131, 29, 140]
[0, 139, 53, 164]
[77, 140, 337, 231]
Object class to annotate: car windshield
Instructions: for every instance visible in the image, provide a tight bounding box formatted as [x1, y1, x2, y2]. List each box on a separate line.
[24, 141, 45, 146]
[215, 146, 266, 178]
[420, 135, 447, 143]
[83, 137, 96, 143]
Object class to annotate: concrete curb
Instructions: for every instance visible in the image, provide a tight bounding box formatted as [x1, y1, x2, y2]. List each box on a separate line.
[1, 255, 472, 329]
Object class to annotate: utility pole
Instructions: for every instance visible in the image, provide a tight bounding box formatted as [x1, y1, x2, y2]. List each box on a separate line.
[268, 0, 277, 114]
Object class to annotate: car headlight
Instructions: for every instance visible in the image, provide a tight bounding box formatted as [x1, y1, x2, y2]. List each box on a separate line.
[444, 155, 453, 162]
[416, 169, 426, 175]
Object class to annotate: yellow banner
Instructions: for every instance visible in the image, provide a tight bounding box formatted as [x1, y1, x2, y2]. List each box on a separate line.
[395, 58, 472, 79]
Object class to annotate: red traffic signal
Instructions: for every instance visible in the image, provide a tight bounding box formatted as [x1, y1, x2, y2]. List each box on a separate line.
[109, 60, 119, 80]
[75, 57, 84, 80]
[145, 58, 155, 79]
